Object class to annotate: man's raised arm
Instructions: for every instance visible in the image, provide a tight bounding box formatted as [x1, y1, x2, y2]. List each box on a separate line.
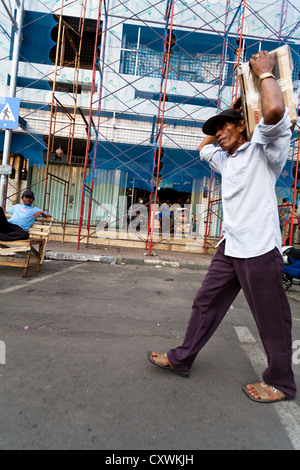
[197, 135, 216, 153]
[249, 50, 285, 125]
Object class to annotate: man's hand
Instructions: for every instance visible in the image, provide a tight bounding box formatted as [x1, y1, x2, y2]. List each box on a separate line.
[198, 97, 242, 153]
[229, 96, 242, 111]
[197, 135, 216, 153]
[249, 50, 284, 125]
[249, 50, 275, 78]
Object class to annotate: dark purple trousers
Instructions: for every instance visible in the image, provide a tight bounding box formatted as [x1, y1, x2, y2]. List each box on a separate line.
[167, 241, 296, 399]
[0, 207, 29, 241]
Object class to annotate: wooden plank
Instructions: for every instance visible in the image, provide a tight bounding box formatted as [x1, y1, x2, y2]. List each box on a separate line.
[0, 257, 31, 268]
[0, 240, 31, 247]
[0, 247, 30, 254]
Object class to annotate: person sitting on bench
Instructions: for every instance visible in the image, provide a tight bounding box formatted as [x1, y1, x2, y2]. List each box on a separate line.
[0, 190, 51, 241]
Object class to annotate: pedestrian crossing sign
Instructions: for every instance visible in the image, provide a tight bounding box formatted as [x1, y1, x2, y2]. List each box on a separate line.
[0, 97, 21, 130]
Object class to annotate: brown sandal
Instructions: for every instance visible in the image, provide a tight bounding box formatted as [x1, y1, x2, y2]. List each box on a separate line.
[147, 351, 189, 377]
[243, 381, 287, 403]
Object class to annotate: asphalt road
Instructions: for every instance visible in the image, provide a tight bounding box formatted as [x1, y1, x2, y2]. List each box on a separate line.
[0, 260, 300, 451]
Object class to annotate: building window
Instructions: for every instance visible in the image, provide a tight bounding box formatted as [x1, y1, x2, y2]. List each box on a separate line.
[119, 24, 228, 84]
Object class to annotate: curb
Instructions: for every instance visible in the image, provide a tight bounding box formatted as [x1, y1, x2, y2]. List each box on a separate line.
[45, 250, 210, 270]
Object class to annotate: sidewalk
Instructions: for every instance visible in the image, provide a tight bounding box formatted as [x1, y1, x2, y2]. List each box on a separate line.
[45, 240, 213, 270]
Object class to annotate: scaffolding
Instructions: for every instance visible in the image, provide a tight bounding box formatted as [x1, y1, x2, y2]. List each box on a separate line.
[1, 0, 300, 253]
[44, 0, 88, 240]
[1, 0, 89, 236]
[76, 0, 300, 254]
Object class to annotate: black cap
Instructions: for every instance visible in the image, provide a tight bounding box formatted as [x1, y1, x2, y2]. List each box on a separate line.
[202, 109, 244, 136]
[22, 190, 35, 199]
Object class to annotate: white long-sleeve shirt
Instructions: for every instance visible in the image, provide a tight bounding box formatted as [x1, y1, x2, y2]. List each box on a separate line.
[200, 109, 292, 258]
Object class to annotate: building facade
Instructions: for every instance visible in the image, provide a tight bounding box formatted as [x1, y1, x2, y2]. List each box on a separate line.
[0, 0, 299, 248]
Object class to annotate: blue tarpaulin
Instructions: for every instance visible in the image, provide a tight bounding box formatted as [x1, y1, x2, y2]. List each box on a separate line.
[18, 10, 56, 65]
[0, 132, 46, 167]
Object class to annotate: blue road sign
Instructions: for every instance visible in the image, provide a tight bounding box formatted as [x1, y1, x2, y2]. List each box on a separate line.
[0, 97, 21, 130]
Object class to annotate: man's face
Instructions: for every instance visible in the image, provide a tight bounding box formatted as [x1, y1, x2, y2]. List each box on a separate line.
[22, 196, 34, 206]
[215, 121, 245, 155]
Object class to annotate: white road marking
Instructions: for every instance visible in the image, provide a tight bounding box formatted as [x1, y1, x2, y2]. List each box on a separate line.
[0, 264, 80, 294]
[234, 326, 300, 450]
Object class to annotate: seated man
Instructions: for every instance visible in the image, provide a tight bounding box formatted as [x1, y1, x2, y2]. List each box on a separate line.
[0, 189, 50, 241]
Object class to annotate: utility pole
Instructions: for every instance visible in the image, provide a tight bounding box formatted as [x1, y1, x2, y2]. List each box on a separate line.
[0, 0, 24, 207]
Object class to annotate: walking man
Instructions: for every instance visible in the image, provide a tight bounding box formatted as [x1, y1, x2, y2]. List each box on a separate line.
[148, 50, 296, 403]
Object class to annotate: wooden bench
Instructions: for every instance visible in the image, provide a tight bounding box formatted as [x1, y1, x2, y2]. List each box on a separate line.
[0, 217, 54, 278]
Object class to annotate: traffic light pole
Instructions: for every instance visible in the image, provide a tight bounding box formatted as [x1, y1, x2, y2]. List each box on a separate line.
[0, 0, 24, 208]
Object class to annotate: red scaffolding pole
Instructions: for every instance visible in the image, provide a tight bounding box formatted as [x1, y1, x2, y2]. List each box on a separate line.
[146, 0, 176, 256]
[75, 0, 298, 254]
[77, 0, 103, 249]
